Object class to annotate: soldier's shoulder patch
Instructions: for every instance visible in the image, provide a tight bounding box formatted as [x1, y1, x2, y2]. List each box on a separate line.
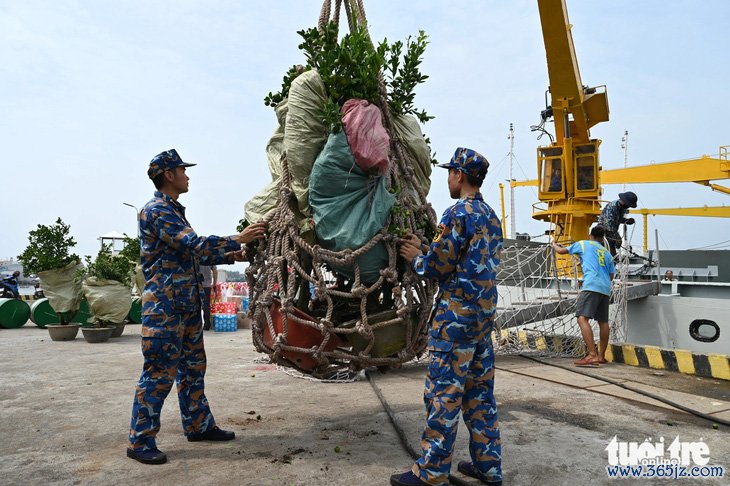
[433, 224, 446, 242]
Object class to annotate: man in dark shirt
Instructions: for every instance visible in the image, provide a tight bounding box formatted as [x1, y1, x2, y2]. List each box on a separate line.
[596, 191, 637, 256]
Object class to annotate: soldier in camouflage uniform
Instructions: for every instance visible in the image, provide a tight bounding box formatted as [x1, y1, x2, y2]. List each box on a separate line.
[127, 149, 266, 465]
[392, 148, 504, 486]
[596, 191, 637, 256]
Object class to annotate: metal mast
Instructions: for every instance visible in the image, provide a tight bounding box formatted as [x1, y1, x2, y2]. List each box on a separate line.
[508, 123, 516, 239]
[621, 130, 629, 191]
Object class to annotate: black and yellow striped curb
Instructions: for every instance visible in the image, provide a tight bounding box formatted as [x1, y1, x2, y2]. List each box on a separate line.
[19, 295, 39, 302]
[495, 329, 587, 355]
[495, 329, 729, 381]
[605, 343, 730, 381]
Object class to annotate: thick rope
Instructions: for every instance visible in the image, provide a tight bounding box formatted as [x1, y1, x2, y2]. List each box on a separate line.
[247, 0, 437, 378]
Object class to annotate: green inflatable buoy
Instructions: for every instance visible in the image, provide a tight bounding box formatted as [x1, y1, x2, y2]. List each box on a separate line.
[30, 298, 60, 328]
[0, 298, 31, 329]
[31, 298, 90, 327]
[128, 297, 142, 324]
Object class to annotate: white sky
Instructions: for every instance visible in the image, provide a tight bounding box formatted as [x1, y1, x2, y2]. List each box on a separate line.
[2, 0, 729, 268]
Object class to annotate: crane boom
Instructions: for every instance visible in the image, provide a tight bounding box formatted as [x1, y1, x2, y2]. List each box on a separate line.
[638, 206, 730, 254]
[532, 0, 610, 276]
[537, 0, 608, 144]
[602, 156, 730, 184]
[512, 150, 730, 190]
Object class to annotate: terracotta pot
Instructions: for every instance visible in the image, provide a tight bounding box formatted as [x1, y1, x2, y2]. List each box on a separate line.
[109, 323, 125, 337]
[46, 324, 80, 341]
[263, 298, 343, 371]
[81, 327, 114, 343]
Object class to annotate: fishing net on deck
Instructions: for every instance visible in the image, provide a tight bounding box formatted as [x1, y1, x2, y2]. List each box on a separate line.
[244, 0, 438, 379]
[494, 240, 630, 357]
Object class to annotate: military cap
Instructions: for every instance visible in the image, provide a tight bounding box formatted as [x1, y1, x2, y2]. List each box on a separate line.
[438, 147, 489, 180]
[618, 191, 638, 208]
[147, 149, 196, 180]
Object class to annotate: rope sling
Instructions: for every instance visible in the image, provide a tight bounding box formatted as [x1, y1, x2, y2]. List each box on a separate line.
[246, 0, 438, 378]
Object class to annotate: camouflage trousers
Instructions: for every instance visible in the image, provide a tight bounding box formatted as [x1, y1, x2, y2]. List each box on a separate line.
[128, 311, 215, 451]
[412, 336, 501, 485]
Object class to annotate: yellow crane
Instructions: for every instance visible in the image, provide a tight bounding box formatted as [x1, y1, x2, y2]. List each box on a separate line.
[532, 0, 609, 273]
[513, 149, 730, 255]
[514, 146, 730, 193]
[529, 0, 729, 268]
[601, 147, 730, 195]
[638, 206, 730, 255]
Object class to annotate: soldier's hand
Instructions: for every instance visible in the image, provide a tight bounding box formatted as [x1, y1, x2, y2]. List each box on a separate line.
[625, 218, 635, 225]
[404, 234, 420, 247]
[236, 222, 267, 244]
[399, 237, 423, 262]
[231, 249, 246, 262]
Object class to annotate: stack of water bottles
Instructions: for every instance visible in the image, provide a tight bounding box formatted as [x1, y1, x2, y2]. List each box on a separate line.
[212, 301, 237, 332]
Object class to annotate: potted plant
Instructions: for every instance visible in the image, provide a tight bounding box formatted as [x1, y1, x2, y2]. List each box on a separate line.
[77, 244, 134, 342]
[17, 218, 83, 341]
[119, 234, 143, 297]
[119, 235, 143, 323]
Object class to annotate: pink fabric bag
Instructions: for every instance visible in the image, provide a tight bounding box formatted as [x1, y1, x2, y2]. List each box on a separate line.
[341, 99, 390, 174]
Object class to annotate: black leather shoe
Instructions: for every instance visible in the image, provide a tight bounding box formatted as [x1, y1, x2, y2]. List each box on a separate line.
[457, 461, 502, 485]
[126, 447, 167, 465]
[389, 471, 428, 486]
[187, 426, 235, 442]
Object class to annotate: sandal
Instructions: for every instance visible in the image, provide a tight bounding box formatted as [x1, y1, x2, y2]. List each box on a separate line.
[574, 356, 600, 367]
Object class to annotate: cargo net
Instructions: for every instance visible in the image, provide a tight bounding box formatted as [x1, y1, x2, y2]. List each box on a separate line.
[245, 0, 438, 379]
[494, 241, 629, 357]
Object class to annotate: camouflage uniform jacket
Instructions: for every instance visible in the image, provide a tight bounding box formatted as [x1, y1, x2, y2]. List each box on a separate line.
[140, 191, 240, 317]
[413, 192, 503, 343]
[597, 200, 629, 233]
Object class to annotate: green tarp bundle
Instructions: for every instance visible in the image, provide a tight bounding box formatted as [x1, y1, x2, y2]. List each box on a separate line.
[245, 69, 328, 234]
[284, 69, 328, 220]
[309, 131, 395, 283]
[37, 261, 83, 317]
[244, 99, 288, 224]
[133, 263, 145, 297]
[82, 277, 132, 325]
[392, 114, 433, 198]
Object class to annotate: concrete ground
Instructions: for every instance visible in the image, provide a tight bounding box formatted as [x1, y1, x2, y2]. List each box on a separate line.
[0, 324, 727, 486]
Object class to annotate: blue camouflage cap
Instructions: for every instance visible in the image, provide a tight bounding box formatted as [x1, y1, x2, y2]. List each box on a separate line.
[438, 147, 489, 179]
[147, 149, 196, 180]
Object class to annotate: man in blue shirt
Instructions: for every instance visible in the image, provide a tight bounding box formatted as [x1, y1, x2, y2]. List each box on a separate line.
[553, 226, 615, 367]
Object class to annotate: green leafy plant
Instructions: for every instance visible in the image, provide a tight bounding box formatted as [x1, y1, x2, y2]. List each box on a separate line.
[17, 217, 80, 275]
[384, 31, 433, 123]
[264, 22, 432, 132]
[264, 64, 308, 107]
[236, 218, 249, 233]
[387, 203, 411, 238]
[118, 234, 140, 264]
[236, 218, 262, 258]
[80, 244, 134, 287]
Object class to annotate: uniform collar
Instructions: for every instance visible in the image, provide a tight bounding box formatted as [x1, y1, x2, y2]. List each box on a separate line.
[461, 192, 483, 202]
[154, 190, 186, 212]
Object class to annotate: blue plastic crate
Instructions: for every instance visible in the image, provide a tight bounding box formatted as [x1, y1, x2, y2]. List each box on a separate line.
[213, 313, 237, 332]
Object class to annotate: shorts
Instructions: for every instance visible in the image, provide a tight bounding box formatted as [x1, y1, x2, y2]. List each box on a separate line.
[575, 290, 609, 322]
